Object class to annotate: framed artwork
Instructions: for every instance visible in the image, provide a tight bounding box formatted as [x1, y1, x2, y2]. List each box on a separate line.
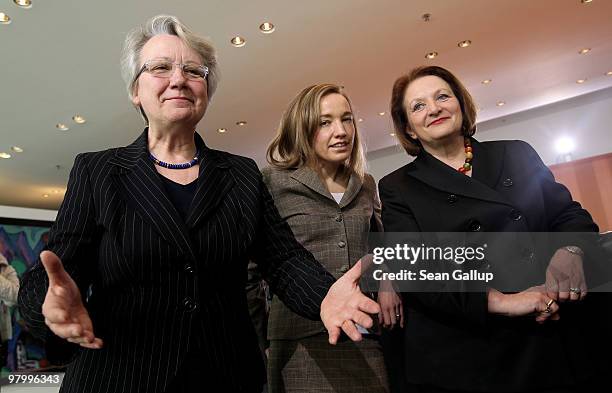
[0, 217, 53, 374]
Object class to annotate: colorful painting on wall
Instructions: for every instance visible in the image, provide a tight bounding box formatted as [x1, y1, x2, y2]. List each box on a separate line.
[0, 217, 53, 375]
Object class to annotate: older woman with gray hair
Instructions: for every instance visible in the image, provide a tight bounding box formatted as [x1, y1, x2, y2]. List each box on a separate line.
[0, 252, 19, 369]
[18, 15, 380, 393]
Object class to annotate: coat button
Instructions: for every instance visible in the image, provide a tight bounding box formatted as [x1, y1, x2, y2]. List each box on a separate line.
[447, 194, 458, 204]
[468, 220, 482, 232]
[183, 297, 197, 312]
[335, 214, 343, 222]
[503, 178, 514, 187]
[509, 209, 522, 221]
[337, 240, 346, 248]
[184, 263, 194, 274]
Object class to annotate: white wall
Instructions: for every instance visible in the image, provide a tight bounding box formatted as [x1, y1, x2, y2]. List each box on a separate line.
[0, 205, 57, 222]
[366, 87, 612, 182]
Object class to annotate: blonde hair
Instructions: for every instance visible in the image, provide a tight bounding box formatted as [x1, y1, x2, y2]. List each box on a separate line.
[267, 84, 366, 179]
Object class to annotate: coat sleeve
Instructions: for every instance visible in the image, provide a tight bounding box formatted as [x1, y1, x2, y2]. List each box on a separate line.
[379, 174, 489, 328]
[0, 264, 19, 306]
[519, 140, 598, 233]
[250, 164, 335, 321]
[18, 153, 100, 341]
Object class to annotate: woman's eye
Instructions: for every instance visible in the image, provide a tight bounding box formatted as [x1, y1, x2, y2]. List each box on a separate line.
[320, 120, 331, 126]
[437, 94, 450, 101]
[412, 103, 425, 112]
[151, 64, 171, 71]
[342, 117, 353, 123]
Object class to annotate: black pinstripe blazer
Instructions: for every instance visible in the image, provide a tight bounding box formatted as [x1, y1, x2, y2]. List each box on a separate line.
[18, 129, 336, 393]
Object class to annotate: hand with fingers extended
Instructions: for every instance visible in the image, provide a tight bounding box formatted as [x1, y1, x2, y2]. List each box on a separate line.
[321, 259, 381, 344]
[377, 279, 404, 329]
[40, 250, 103, 349]
[488, 286, 560, 324]
[546, 247, 587, 303]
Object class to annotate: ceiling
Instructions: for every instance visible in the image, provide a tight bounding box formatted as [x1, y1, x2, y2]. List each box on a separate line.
[1, 0, 611, 209]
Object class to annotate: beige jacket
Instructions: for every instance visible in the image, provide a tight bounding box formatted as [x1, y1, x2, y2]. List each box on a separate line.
[0, 253, 19, 341]
[262, 166, 382, 340]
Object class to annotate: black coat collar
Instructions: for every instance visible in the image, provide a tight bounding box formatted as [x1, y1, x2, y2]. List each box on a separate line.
[108, 128, 235, 258]
[407, 138, 513, 207]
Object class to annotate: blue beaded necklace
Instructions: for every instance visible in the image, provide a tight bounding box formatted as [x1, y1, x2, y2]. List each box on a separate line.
[150, 150, 200, 169]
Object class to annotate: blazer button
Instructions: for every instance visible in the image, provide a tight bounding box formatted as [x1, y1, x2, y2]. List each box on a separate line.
[447, 194, 458, 204]
[337, 240, 346, 248]
[509, 209, 522, 221]
[184, 263, 194, 274]
[468, 220, 482, 232]
[335, 214, 343, 222]
[183, 297, 197, 312]
[503, 178, 514, 187]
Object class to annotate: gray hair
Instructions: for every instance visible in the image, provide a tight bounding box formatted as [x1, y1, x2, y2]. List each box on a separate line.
[120, 15, 220, 123]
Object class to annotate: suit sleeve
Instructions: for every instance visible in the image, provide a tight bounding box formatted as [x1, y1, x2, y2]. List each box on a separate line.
[250, 165, 335, 321]
[519, 140, 598, 233]
[379, 175, 489, 328]
[18, 153, 100, 342]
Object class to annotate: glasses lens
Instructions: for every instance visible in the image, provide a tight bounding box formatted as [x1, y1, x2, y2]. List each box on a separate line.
[183, 64, 207, 80]
[146, 60, 173, 76]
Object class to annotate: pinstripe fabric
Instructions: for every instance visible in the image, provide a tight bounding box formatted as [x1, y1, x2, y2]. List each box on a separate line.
[18, 129, 336, 393]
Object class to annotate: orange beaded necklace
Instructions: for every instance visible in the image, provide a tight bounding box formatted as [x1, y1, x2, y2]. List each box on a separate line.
[458, 137, 473, 173]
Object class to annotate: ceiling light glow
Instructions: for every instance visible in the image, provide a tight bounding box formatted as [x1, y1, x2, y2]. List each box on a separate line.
[458, 40, 471, 48]
[0, 152, 11, 159]
[72, 115, 86, 124]
[13, 0, 32, 9]
[259, 22, 275, 34]
[230, 36, 246, 47]
[217, 128, 227, 133]
[425, 51, 438, 59]
[0, 12, 11, 24]
[56, 123, 69, 131]
[555, 137, 575, 154]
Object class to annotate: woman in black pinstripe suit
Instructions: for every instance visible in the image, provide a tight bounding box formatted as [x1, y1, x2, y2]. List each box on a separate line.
[17, 15, 380, 393]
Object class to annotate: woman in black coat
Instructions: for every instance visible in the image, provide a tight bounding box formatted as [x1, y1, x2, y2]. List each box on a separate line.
[379, 65, 607, 392]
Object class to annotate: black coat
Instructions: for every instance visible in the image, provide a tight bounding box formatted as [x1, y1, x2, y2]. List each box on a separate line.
[379, 138, 604, 392]
[18, 129, 335, 393]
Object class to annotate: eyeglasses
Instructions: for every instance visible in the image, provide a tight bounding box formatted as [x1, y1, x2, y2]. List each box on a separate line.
[134, 59, 209, 82]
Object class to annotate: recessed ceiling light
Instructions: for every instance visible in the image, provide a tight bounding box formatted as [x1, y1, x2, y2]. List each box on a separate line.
[0, 152, 11, 159]
[236, 121, 247, 126]
[576, 78, 587, 84]
[581, 0, 593, 4]
[390, 132, 396, 137]
[217, 128, 227, 133]
[52, 189, 60, 194]
[378, 112, 385, 116]
[481, 79, 492, 85]
[458, 40, 472, 48]
[496, 101, 506, 107]
[13, 0, 32, 9]
[42, 194, 49, 198]
[578, 48, 591, 55]
[606, 71, 612, 76]
[11, 146, 23, 153]
[72, 115, 86, 124]
[421, 13, 431, 22]
[425, 51, 438, 59]
[230, 36, 246, 47]
[0, 13, 11, 24]
[358, 118, 363, 122]
[259, 22, 275, 34]
[56, 123, 69, 131]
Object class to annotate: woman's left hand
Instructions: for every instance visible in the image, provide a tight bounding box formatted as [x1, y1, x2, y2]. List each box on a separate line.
[546, 247, 587, 302]
[378, 280, 403, 329]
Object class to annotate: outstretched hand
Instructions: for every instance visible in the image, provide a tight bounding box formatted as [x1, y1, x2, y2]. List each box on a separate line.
[41, 250, 103, 349]
[321, 258, 380, 344]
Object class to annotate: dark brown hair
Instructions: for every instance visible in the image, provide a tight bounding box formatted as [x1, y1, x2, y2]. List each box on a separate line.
[390, 66, 477, 156]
